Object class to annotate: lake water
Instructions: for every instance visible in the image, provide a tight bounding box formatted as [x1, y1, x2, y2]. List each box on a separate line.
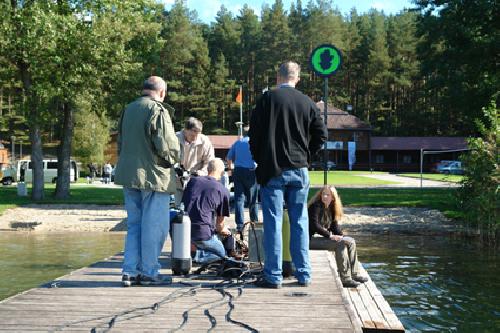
[0, 232, 124, 301]
[0, 232, 498, 332]
[355, 235, 500, 332]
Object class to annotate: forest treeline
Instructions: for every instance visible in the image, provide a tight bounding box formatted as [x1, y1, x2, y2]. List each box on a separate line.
[0, 0, 498, 199]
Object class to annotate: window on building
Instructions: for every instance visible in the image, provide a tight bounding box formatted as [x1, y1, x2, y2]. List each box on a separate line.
[375, 155, 384, 163]
[403, 155, 412, 164]
[47, 162, 58, 169]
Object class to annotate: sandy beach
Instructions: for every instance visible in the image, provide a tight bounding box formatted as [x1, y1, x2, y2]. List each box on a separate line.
[0, 204, 459, 235]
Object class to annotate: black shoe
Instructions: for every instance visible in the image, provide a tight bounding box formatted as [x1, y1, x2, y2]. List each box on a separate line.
[298, 280, 311, 287]
[122, 274, 141, 287]
[254, 278, 282, 289]
[353, 275, 369, 283]
[141, 274, 172, 286]
[342, 279, 361, 288]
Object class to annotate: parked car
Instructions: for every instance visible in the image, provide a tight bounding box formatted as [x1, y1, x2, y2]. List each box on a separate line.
[439, 161, 463, 175]
[1, 159, 79, 185]
[1, 165, 16, 185]
[432, 160, 456, 173]
[310, 160, 336, 171]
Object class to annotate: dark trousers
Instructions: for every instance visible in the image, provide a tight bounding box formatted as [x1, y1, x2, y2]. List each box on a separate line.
[233, 167, 259, 230]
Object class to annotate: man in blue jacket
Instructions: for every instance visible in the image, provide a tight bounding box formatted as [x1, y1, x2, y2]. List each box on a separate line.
[226, 125, 259, 232]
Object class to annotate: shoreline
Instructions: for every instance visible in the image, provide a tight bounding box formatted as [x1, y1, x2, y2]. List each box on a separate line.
[0, 204, 459, 235]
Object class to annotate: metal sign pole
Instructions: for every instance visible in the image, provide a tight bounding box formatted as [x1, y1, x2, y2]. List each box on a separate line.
[323, 78, 328, 186]
[309, 44, 342, 187]
[239, 85, 243, 136]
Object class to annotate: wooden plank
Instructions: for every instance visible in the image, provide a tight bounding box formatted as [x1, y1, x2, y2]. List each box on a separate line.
[344, 265, 405, 332]
[359, 266, 405, 332]
[327, 251, 364, 333]
[0, 250, 404, 332]
[349, 288, 377, 329]
[358, 282, 389, 329]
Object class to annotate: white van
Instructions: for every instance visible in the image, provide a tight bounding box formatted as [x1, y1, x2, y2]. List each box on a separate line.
[1, 159, 79, 185]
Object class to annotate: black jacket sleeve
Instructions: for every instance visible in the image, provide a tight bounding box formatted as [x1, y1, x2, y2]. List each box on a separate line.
[308, 104, 328, 156]
[329, 220, 343, 236]
[308, 201, 331, 238]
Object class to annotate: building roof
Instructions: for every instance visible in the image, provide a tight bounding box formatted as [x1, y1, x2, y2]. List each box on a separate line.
[316, 104, 371, 130]
[207, 135, 239, 149]
[371, 137, 468, 151]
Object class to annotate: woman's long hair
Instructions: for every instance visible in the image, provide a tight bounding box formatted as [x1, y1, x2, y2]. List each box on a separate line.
[308, 185, 344, 222]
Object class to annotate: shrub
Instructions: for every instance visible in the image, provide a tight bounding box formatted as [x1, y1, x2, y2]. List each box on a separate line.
[457, 98, 499, 241]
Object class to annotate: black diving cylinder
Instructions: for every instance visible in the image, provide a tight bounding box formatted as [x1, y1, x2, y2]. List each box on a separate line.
[171, 203, 192, 275]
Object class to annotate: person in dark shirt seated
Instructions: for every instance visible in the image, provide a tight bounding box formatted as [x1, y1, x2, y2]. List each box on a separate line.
[182, 158, 231, 264]
[308, 185, 368, 288]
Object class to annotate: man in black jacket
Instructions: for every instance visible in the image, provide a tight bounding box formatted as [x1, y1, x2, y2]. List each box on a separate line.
[249, 61, 327, 288]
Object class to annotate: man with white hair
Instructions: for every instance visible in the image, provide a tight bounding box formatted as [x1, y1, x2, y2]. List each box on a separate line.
[249, 61, 327, 288]
[115, 76, 180, 286]
[182, 158, 231, 263]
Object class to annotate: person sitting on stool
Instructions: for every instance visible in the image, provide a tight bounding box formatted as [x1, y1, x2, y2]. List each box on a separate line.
[182, 158, 231, 264]
[308, 185, 369, 288]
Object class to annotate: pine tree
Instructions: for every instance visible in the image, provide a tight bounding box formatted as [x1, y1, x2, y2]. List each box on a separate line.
[236, 5, 261, 118]
[387, 12, 420, 135]
[208, 5, 241, 76]
[208, 53, 237, 133]
[257, 0, 292, 89]
[160, 1, 211, 128]
[366, 10, 391, 130]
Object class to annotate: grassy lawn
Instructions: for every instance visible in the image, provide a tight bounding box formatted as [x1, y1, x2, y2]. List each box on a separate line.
[1, 179, 460, 219]
[396, 173, 463, 183]
[309, 171, 398, 185]
[308, 187, 461, 219]
[0, 184, 123, 216]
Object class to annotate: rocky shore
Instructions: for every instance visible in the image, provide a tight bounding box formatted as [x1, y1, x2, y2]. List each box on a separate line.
[0, 204, 458, 235]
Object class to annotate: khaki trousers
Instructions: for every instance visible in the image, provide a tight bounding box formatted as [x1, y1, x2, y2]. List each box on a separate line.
[332, 236, 361, 281]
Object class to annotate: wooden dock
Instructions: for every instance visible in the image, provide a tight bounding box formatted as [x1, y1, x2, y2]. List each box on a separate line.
[311, 237, 405, 333]
[0, 250, 402, 332]
[340, 266, 405, 333]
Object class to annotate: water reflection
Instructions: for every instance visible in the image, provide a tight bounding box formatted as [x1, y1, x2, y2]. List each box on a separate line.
[355, 235, 500, 332]
[0, 232, 124, 301]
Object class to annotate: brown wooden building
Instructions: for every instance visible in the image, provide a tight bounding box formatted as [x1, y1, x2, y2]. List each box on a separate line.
[370, 136, 467, 172]
[106, 111, 468, 172]
[318, 107, 372, 170]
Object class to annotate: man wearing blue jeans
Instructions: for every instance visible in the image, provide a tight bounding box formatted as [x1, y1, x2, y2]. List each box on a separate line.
[114, 76, 180, 286]
[249, 62, 327, 288]
[226, 125, 259, 232]
[182, 158, 231, 264]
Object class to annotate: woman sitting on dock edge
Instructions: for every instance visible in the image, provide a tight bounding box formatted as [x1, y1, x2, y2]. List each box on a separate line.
[308, 185, 368, 288]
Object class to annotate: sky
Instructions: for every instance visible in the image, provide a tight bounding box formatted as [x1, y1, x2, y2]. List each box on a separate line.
[159, 0, 414, 23]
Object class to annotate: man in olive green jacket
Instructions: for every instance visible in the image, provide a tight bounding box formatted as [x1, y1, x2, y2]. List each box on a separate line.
[114, 76, 180, 286]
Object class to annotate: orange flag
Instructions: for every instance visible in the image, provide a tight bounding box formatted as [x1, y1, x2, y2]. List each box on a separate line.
[235, 90, 242, 104]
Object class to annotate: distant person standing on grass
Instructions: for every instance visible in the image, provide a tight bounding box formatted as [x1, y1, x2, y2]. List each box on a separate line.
[114, 76, 180, 287]
[226, 125, 259, 232]
[87, 163, 97, 183]
[103, 162, 112, 184]
[249, 61, 327, 289]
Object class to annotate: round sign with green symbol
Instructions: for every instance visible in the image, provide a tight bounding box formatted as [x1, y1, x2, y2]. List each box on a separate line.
[309, 44, 342, 77]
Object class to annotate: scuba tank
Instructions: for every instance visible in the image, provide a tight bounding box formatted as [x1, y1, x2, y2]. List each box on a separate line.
[171, 203, 192, 275]
[282, 209, 294, 278]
